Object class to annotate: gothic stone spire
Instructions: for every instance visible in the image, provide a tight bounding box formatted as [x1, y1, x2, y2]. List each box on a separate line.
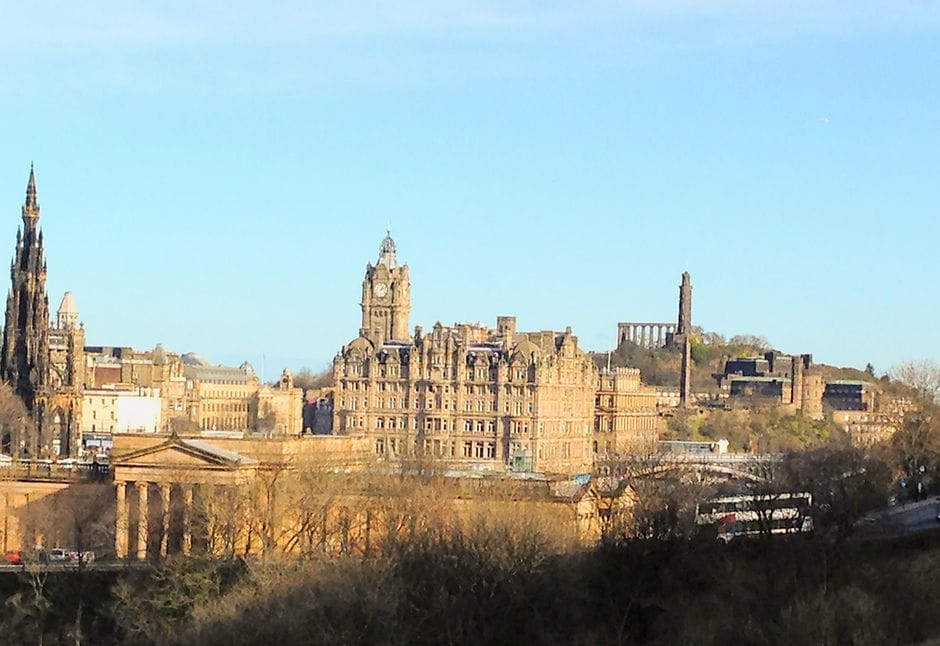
[1, 165, 51, 411]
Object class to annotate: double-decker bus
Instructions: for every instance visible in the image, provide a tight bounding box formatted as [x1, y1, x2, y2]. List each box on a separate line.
[695, 492, 813, 542]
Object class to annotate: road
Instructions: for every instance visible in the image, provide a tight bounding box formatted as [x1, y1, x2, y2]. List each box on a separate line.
[857, 498, 940, 539]
[0, 561, 141, 573]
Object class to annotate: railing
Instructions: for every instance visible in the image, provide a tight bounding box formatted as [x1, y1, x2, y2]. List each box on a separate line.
[0, 460, 111, 481]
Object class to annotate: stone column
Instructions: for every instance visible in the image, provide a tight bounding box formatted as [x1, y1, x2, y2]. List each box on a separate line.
[225, 485, 237, 557]
[1, 493, 8, 553]
[182, 485, 194, 555]
[136, 482, 149, 561]
[160, 483, 171, 557]
[115, 482, 128, 559]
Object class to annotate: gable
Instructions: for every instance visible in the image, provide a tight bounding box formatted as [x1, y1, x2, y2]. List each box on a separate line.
[118, 445, 227, 468]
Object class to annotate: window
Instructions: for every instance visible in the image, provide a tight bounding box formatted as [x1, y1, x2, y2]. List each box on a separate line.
[486, 442, 496, 459]
[463, 441, 473, 458]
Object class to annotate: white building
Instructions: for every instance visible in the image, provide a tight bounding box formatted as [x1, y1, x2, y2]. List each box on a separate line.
[81, 386, 163, 452]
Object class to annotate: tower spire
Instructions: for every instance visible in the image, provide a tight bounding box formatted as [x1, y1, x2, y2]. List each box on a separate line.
[25, 163, 37, 208]
[22, 163, 40, 228]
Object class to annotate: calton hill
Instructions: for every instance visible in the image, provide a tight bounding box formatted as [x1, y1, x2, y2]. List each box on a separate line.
[2, 332, 940, 644]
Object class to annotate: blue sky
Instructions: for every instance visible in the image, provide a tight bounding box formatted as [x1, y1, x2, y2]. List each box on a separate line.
[1, 1, 937, 380]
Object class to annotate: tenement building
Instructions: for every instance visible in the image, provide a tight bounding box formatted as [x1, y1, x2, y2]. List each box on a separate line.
[332, 234, 656, 477]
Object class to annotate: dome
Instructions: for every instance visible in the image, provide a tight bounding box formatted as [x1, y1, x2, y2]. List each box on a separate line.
[512, 339, 541, 363]
[346, 336, 375, 354]
[377, 231, 398, 269]
[181, 352, 211, 366]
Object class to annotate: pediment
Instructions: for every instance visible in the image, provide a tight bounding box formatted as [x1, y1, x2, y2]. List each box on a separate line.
[120, 446, 224, 468]
[114, 438, 255, 470]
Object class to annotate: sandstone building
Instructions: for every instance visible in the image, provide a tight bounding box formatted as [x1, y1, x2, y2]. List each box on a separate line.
[332, 234, 658, 476]
[594, 367, 659, 456]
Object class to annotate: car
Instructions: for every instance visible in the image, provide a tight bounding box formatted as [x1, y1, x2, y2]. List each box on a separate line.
[57, 458, 79, 471]
[69, 550, 95, 564]
[48, 548, 70, 562]
[3, 550, 22, 565]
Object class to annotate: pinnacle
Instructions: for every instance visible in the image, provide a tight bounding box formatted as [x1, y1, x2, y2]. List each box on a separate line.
[25, 164, 38, 208]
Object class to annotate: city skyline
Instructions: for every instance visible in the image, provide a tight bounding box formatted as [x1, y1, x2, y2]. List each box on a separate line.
[2, 2, 938, 377]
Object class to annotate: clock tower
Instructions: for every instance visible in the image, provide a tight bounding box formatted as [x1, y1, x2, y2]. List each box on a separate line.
[360, 232, 411, 346]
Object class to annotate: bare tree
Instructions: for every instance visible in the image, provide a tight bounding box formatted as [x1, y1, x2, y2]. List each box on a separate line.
[890, 360, 940, 403]
[0, 381, 34, 456]
[293, 367, 333, 393]
[596, 455, 709, 543]
[883, 403, 940, 499]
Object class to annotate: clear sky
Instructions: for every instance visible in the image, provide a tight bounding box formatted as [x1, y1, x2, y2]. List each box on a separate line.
[1, 1, 937, 380]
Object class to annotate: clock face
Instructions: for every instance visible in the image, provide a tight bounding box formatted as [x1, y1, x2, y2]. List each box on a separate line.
[373, 282, 389, 297]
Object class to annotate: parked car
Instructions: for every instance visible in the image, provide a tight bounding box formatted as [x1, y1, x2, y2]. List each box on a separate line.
[69, 550, 95, 564]
[48, 548, 70, 562]
[3, 550, 22, 565]
[57, 458, 79, 471]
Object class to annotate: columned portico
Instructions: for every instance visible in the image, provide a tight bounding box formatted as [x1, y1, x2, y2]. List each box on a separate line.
[616, 322, 677, 350]
[111, 437, 257, 560]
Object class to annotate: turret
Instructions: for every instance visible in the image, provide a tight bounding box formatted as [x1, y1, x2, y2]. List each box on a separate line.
[57, 291, 79, 329]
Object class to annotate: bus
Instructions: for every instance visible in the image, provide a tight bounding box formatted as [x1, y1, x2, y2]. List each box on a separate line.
[695, 492, 813, 542]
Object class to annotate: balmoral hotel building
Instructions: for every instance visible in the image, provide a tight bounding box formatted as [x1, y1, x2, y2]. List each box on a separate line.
[332, 234, 659, 476]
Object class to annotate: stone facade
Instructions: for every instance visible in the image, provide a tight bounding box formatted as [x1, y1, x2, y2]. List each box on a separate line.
[256, 369, 304, 435]
[104, 433, 601, 559]
[332, 234, 656, 477]
[80, 346, 302, 442]
[594, 367, 660, 456]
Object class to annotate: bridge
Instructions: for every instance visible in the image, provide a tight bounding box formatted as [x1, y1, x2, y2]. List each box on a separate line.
[597, 453, 783, 484]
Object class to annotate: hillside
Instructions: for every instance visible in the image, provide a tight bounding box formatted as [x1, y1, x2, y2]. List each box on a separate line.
[593, 329, 893, 394]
